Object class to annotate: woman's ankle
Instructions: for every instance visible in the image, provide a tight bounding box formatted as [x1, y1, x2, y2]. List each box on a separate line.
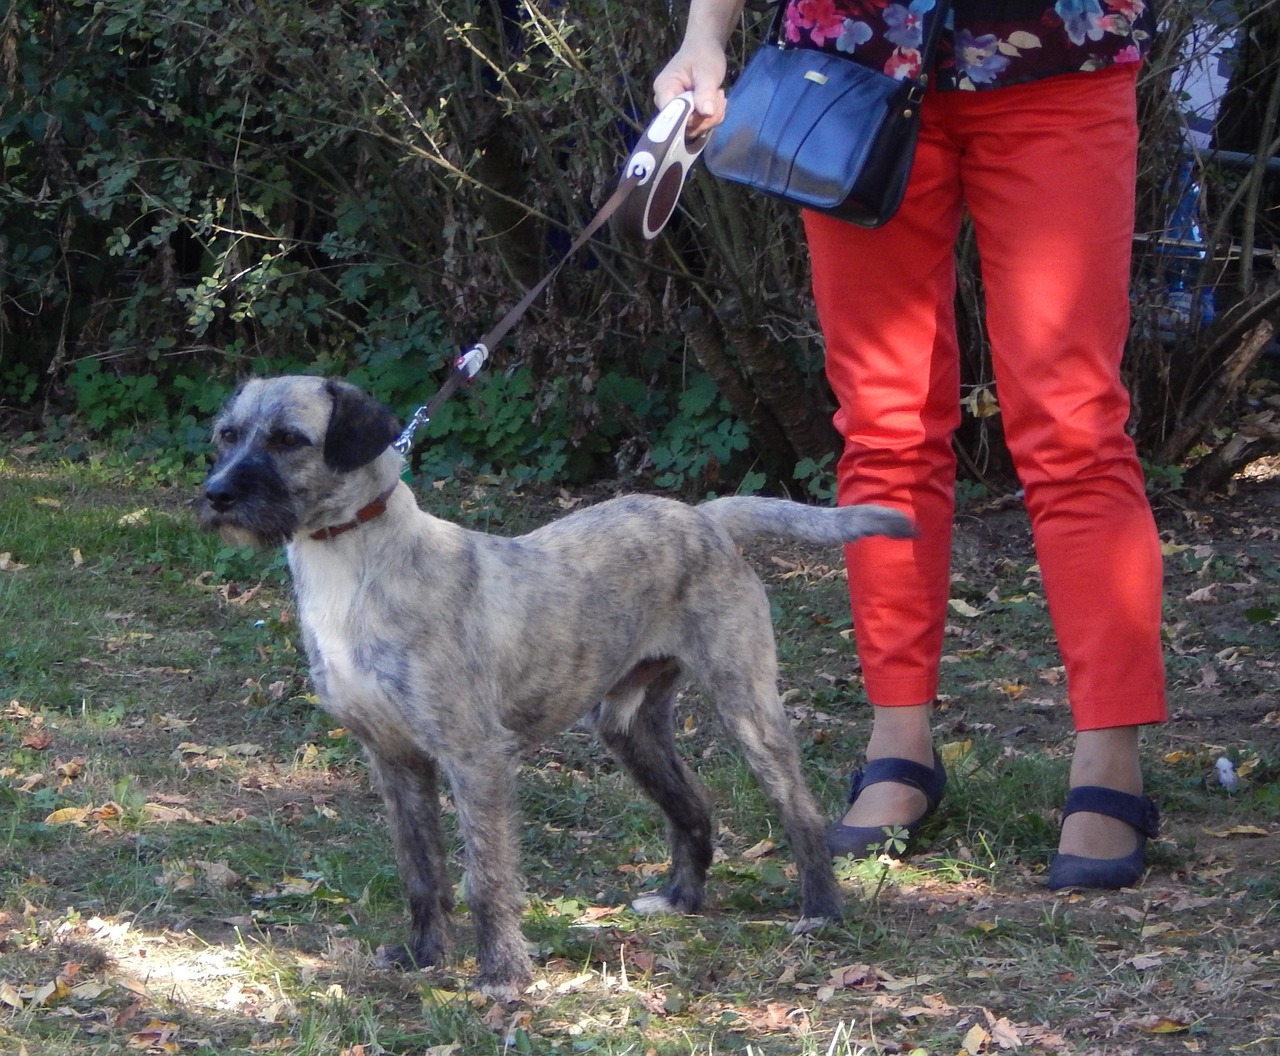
[1059, 725, 1145, 858]
[865, 701, 935, 766]
[1069, 726, 1142, 794]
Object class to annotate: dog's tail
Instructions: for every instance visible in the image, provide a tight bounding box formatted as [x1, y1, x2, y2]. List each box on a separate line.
[700, 496, 914, 547]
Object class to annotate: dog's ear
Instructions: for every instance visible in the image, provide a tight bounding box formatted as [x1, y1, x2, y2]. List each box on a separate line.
[323, 380, 401, 471]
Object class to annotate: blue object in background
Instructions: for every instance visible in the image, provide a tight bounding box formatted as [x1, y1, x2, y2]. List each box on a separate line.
[1158, 159, 1217, 333]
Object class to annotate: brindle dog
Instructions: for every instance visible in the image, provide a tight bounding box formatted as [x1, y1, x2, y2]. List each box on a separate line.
[198, 375, 913, 999]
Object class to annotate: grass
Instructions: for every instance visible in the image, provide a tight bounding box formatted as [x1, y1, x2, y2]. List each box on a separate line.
[2, 440, 1279, 1055]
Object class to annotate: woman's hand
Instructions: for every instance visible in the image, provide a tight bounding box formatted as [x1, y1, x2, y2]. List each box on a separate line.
[652, 0, 745, 138]
[653, 35, 729, 139]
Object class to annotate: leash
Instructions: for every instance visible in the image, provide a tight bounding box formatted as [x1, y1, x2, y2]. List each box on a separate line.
[393, 92, 707, 455]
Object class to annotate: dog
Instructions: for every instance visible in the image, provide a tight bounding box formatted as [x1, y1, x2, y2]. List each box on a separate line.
[197, 375, 913, 1000]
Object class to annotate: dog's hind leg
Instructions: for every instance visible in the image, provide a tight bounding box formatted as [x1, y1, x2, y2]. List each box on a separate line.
[443, 746, 534, 1002]
[593, 663, 715, 917]
[700, 636, 843, 928]
[367, 751, 455, 970]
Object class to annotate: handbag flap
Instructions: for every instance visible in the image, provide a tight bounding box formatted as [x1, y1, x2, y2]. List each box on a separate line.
[704, 47, 910, 210]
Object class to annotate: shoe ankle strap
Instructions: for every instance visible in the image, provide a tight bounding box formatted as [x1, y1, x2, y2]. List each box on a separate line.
[1061, 786, 1160, 839]
[848, 751, 947, 809]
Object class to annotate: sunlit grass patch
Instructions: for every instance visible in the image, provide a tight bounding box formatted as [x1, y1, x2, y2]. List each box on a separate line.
[3, 447, 1280, 1054]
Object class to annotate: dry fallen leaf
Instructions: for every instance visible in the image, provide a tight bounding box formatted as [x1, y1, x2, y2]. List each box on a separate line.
[962, 386, 1001, 418]
[114, 997, 146, 1026]
[44, 806, 92, 826]
[217, 743, 265, 758]
[901, 993, 956, 1018]
[880, 971, 937, 992]
[54, 757, 85, 780]
[0, 980, 25, 1010]
[26, 977, 68, 1007]
[829, 963, 881, 990]
[962, 1022, 991, 1054]
[197, 860, 243, 888]
[985, 1011, 1022, 1050]
[88, 802, 123, 823]
[126, 1019, 180, 1053]
[573, 904, 624, 923]
[1204, 825, 1271, 838]
[142, 802, 206, 825]
[1134, 1014, 1191, 1034]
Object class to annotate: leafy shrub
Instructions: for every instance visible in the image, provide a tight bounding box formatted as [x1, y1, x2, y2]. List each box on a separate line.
[3, 0, 1278, 492]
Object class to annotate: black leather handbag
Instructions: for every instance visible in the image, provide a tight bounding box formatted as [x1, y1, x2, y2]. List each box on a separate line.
[703, 2, 949, 227]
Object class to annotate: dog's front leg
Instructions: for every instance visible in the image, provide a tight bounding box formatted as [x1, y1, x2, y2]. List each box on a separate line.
[368, 750, 455, 970]
[445, 750, 532, 1002]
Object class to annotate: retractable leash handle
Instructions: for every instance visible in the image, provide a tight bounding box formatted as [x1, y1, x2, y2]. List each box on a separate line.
[615, 91, 708, 242]
[393, 94, 705, 455]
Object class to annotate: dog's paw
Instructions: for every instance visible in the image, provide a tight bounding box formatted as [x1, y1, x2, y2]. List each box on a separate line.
[789, 915, 833, 936]
[375, 941, 447, 970]
[477, 978, 525, 1004]
[375, 944, 419, 970]
[631, 892, 681, 916]
[475, 968, 532, 1004]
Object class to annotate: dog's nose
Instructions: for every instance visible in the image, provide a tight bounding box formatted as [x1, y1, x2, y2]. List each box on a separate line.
[204, 480, 238, 513]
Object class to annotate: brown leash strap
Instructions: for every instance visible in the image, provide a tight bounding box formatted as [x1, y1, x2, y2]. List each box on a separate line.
[393, 93, 706, 455]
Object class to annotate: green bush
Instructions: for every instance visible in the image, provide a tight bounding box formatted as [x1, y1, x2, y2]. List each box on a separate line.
[3, 1, 1277, 491]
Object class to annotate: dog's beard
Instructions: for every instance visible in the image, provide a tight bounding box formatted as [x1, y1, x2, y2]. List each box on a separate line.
[197, 500, 297, 549]
[217, 521, 288, 549]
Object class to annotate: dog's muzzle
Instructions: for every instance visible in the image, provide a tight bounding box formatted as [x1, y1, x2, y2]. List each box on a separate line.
[199, 455, 298, 547]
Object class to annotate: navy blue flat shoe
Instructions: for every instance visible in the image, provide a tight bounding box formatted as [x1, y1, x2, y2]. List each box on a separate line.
[826, 751, 947, 859]
[1047, 786, 1160, 891]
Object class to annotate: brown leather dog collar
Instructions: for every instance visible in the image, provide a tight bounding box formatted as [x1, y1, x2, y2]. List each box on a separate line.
[308, 484, 398, 542]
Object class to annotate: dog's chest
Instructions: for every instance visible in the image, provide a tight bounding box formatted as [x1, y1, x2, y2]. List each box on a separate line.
[288, 548, 408, 732]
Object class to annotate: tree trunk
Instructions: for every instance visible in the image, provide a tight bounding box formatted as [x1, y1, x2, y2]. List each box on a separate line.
[1158, 314, 1279, 465]
[1185, 411, 1280, 497]
[715, 299, 841, 469]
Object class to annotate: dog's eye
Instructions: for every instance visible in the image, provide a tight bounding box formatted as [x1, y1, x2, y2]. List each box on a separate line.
[217, 426, 239, 445]
[273, 429, 311, 450]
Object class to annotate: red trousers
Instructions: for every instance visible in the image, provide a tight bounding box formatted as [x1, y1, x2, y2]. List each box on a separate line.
[805, 64, 1167, 731]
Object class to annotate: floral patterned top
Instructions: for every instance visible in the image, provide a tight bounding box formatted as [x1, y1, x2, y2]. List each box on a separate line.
[781, 0, 1157, 91]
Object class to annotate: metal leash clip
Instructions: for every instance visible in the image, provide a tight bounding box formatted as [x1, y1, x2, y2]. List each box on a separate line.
[615, 91, 708, 242]
[392, 343, 489, 454]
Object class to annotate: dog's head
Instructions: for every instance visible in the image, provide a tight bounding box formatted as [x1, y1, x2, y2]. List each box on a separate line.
[198, 376, 401, 547]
